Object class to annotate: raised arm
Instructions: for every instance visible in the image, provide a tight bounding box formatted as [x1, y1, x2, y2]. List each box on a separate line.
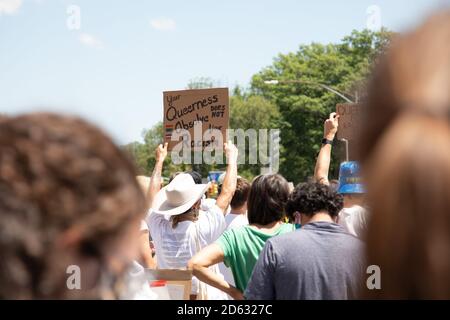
[147, 143, 168, 208]
[314, 113, 339, 186]
[188, 243, 244, 300]
[139, 229, 157, 269]
[215, 141, 238, 214]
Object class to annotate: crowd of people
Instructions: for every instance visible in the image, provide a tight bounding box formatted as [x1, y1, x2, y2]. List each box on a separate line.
[0, 10, 449, 299]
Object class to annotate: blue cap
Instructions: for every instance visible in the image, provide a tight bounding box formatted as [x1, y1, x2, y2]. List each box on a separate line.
[338, 161, 365, 194]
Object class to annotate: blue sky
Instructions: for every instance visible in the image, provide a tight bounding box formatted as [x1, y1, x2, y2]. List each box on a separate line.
[0, 0, 448, 144]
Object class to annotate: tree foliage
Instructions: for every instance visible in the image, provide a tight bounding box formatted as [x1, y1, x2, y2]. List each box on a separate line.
[123, 29, 393, 183]
[251, 28, 393, 182]
[230, 93, 282, 179]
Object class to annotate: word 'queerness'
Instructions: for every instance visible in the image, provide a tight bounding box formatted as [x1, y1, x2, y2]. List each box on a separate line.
[165, 95, 220, 122]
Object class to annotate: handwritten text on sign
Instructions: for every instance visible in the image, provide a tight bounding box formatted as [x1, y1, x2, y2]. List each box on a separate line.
[163, 88, 229, 151]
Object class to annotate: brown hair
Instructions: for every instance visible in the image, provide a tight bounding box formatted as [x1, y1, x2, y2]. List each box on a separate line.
[0, 113, 145, 299]
[360, 11, 450, 299]
[230, 177, 250, 209]
[247, 174, 290, 225]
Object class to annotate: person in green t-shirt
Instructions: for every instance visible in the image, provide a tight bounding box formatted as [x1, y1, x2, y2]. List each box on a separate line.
[188, 174, 295, 300]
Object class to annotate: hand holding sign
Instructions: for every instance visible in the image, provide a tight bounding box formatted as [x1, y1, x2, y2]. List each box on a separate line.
[324, 112, 340, 140]
[156, 142, 168, 163]
[224, 140, 238, 164]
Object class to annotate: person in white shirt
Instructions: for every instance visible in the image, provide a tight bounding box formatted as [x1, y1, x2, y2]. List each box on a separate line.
[337, 204, 367, 238]
[219, 177, 251, 288]
[146, 141, 239, 299]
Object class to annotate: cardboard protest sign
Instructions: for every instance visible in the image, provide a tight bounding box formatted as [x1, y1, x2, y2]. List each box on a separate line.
[163, 88, 229, 151]
[336, 103, 362, 160]
[336, 103, 362, 141]
[146, 269, 192, 300]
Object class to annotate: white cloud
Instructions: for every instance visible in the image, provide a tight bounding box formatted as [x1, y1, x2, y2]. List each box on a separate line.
[0, 0, 22, 15]
[150, 17, 176, 31]
[79, 33, 103, 49]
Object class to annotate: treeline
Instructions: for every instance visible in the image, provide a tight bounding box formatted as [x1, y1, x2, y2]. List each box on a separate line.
[123, 29, 393, 183]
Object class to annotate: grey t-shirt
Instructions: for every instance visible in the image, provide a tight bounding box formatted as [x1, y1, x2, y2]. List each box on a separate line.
[244, 221, 365, 300]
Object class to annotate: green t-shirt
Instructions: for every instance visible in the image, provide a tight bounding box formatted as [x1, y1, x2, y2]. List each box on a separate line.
[216, 223, 295, 292]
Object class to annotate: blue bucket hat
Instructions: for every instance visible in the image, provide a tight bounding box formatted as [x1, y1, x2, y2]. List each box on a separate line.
[338, 161, 365, 194]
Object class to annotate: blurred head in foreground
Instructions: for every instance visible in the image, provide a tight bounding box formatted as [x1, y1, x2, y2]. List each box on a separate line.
[360, 10, 450, 299]
[0, 113, 145, 299]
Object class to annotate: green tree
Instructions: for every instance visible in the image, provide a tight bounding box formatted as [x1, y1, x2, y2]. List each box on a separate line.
[124, 29, 393, 183]
[123, 88, 282, 182]
[123, 77, 225, 180]
[123, 123, 189, 179]
[251, 28, 393, 183]
[230, 94, 283, 179]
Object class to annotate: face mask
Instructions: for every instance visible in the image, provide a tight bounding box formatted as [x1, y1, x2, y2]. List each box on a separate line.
[294, 212, 302, 229]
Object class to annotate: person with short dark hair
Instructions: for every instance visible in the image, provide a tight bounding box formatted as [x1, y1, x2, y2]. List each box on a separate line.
[245, 182, 365, 300]
[0, 113, 146, 299]
[188, 174, 295, 300]
[225, 177, 250, 230]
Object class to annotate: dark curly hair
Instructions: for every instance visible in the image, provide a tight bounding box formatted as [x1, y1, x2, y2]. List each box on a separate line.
[0, 113, 145, 299]
[286, 182, 343, 220]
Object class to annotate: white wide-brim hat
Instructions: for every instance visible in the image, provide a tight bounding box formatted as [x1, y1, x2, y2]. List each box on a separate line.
[152, 173, 210, 216]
